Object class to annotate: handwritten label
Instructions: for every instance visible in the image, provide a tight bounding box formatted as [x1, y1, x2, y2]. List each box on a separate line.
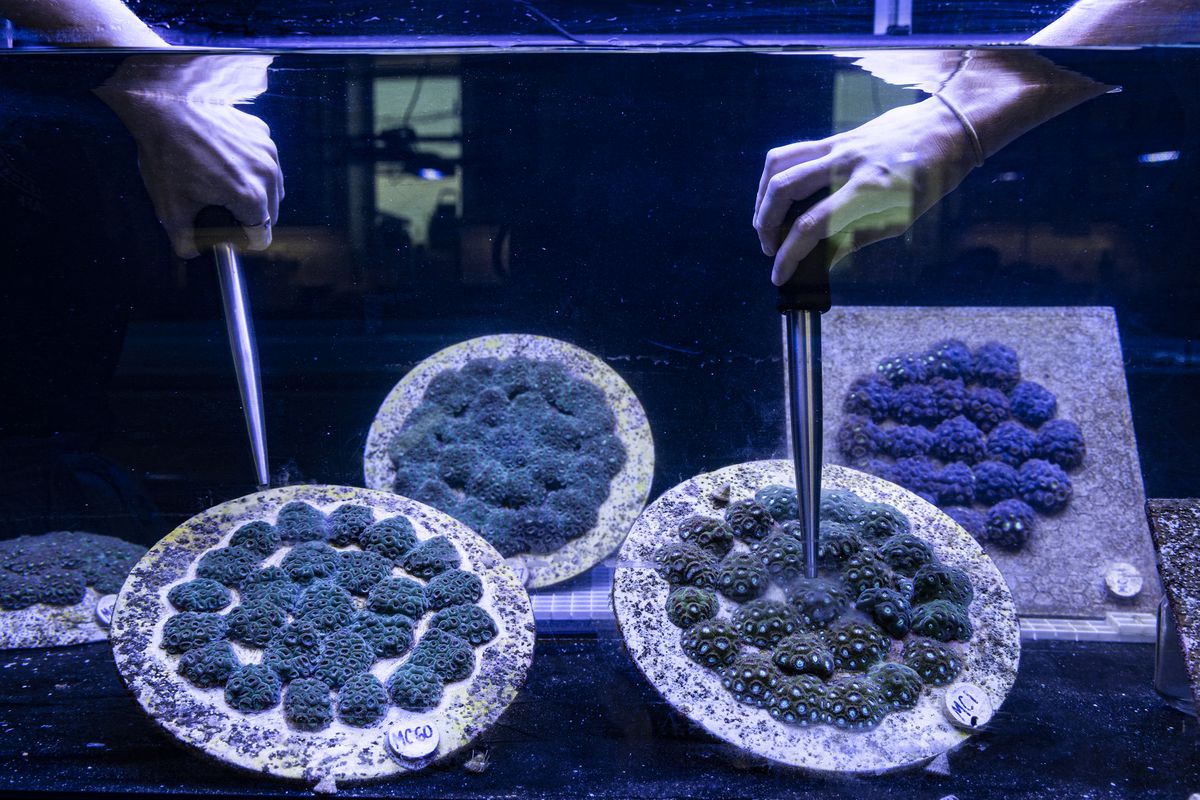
[95, 594, 117, 627]
[508, 558, 530, 587]
[942, 683, 993, 729]
[1105, 562, 1143, 599]
[386, 718, 439, 759]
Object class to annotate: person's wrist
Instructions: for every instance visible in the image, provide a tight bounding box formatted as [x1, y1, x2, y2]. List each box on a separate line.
[94, 54, 273, 104]
[936, 50, 1110, 159]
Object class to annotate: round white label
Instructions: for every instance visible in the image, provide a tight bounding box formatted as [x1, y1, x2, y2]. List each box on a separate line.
[386, 718, 439, 759]
[942, 683, 993, 729]
[95, 594, 117, 627]
[1105, 562, 1143, 599]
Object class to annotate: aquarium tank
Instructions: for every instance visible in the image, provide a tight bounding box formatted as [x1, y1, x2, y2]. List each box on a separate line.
[0, 0, 1198, 797]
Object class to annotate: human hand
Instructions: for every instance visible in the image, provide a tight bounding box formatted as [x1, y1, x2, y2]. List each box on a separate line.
[94, 54, 283, 258]
[754, 50, 1110, 285]
[753, 96, 974, 285]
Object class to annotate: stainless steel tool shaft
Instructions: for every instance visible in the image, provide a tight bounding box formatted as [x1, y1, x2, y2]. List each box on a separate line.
[213, 242, 270, 490]
[785, 309, 823, 579]
[197, 206, 270, 491]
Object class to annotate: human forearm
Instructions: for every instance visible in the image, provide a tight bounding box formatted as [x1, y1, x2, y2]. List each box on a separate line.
[1028, 0, 1200, 45]
[935, 50, 1111, 162]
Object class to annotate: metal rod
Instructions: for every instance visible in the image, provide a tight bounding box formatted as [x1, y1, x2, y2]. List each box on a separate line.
[786, 310, 823, 579]
[214, 243, 270, 490]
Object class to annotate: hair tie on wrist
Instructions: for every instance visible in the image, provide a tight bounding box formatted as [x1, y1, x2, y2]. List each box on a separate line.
[936, 93, 985, 167]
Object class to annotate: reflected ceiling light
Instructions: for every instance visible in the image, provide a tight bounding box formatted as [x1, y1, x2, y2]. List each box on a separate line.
[1138, 150, 1180, 164]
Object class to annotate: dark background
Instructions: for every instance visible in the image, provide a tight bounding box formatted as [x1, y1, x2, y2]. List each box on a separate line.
[0, 49, 1197, 547]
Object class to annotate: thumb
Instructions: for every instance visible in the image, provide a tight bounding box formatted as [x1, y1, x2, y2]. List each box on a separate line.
[161, 203, 201, 259]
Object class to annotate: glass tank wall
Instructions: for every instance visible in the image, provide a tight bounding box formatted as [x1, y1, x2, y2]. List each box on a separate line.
[1, 3, 1199, 797]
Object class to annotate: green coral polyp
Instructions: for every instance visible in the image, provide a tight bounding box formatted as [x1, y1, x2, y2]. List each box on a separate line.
[820, 490, 866, 523]
[276, 501, 328, 544]
[314, 631, 376, 689]
[367, 577, 428, 618]
[714, 552, 768, 602]
[226, 601, 287, 647]
[754, 485, 799, 521]
[681, 619, 741, 670]
[387, 663, 445, 712]
[822, 621, 888, 672]
[656, 542, 717, 588]
[824, 676, 885, 730]
[161, 612, 228, 654]
[39, 572, 86, 606]
[335, 549, 393, 595]
[195, 546, 259, 588]
[912, 563, 975, 608]
[814, 521, 865, 566]
[428, 604, 498, 647]
[424, 569, 484, 610]
[658, 485, 980, 732]
[343, 611, 414, 659]
[720, 654, 782, 708]
[752, 532, 807, 584]
[878, 534, 935, 576]
[731, 600, 800, 648]
[284, 678, 334, 731]
[910, 600, 974, 642]
[855, 587, 912, 638]
[388, 354, 625, 557]
[788, 578, 849, 629]
[294, 581, 356, 632]
[281, 542, 340, 585]
[401, 536, 460, 579]
[337, 673, 389, 727]
[723, 500, 773, 541]
[676, 515, 735, 557]
[768, 673, 827, 726]
[360, 517, 419, 562]
[239, 567, 299, 610]
[408, 629, 476, 682]
[868, 662, 923, 710]
[228, 521, 280, 556]
[177, 640, 238, 688]
[858, 503, 911, 541]
[903, 639, 964, 685]
[771, 633, 835, 680]
[224, 664, 282, 713]
[840, 551, 895, 597]
[665, 585, 718, 629]
[327, 504, 376, 547]
[264, 621, 323, 681]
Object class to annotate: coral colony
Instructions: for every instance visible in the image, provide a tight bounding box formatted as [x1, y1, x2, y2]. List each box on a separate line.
[0, 532, 144, 610]
[658, 487, 972, 730]
[387, 356, 626, 558]
[839, 340, 1086, 551]
[160, 502, 495, 729]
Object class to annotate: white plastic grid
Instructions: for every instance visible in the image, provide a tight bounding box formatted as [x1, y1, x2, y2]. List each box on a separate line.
[529, 566, 1158, 642]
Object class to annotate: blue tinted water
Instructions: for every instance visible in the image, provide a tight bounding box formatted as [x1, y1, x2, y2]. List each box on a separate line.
[0, 47, 1196, 544]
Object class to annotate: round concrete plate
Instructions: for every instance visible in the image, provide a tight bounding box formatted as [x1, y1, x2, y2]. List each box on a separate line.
[0, 588, 112, 650]
[613, 460, 1020, 774]
[110, 485, 535, 787]
[364, 334, 654, 589]
[0, 532, 142, 650]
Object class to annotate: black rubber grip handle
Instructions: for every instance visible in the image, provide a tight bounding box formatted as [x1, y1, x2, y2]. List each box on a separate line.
[194, 206, 248, 251]
[776, 193, 832, 314]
